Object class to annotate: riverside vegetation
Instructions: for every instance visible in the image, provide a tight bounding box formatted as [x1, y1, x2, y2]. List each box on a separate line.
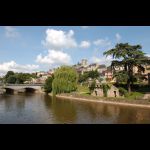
[43, 43, 150, 104]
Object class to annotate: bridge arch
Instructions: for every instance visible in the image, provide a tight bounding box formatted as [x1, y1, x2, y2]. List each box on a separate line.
[24, 87, 37, 93]
[4, 88, 15, 94]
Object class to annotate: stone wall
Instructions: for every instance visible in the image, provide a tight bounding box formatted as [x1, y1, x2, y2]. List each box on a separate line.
[92, 85, 120, 97]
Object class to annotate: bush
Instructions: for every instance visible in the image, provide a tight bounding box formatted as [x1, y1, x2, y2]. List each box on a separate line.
[102, 84, 111, 97]
[89, 80, 96, 93]
[119, 87, 128, 97]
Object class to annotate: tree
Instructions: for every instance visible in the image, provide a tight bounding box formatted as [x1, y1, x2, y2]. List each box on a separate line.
[52, 66, 78, 96]
[78, 70, 99, 83]
[104, 43, 150, 93]
[113, 71, 128, 83]
[78, 72, 89, 83]
[7, 75, 17, 84]
[4, 71, 37, 84]
[4, 71, 15, 83]
[88, 70, 99, 79]
[44, 76, 54, 93]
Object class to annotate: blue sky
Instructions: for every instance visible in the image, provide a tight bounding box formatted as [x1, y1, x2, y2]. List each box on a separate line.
[0, 26, 150, 75]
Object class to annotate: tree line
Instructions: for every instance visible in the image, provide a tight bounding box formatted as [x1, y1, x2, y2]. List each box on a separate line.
[1, 71, 37, 84]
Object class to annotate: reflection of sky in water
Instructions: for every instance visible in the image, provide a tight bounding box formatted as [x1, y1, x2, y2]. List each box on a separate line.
[0, 94, 150, 124]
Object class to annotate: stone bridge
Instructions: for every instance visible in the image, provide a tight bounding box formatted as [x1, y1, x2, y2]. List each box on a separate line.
[0, 84, 44, 94]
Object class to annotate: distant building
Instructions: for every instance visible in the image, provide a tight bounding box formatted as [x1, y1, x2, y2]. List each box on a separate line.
[97, 65, 107, 73]
[81, 59, 88, 67]
[73, 59, 107, 75]
[29, 71, 53, 84]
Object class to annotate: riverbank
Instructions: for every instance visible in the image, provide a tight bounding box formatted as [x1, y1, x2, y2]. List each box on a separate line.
[49, 93, 150, 109]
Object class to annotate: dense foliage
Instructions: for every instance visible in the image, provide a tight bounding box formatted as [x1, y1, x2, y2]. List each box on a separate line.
[4, 71, 37, 84]
[78, 70, 99, 83]
[52, 66, 78, 96]
[102, 84, 111, 97]
[89, 80, 96, 93]
[119, 87, 128, 97]
[44, 76, 54, 93]
[104, 43, 150, 93]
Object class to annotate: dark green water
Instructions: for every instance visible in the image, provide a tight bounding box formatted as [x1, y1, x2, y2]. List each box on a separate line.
[0, 93, 150, 124]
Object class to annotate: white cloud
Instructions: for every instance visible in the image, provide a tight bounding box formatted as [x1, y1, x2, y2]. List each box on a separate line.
[42, 29, 77, 49]
[36, 49, 71, 66]
[79, 41, 91, 48]
[4, 26, 19, 38]
[115, 33, 121, 42]
[81, 26, 89, 29]
[0, 61, 39, 75]
[146, 54, 150, 57]
[91, 55, 113, 66]
[93, 38, 111, 47]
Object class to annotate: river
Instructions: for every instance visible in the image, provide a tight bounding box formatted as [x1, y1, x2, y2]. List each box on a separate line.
[0, 93, 150, 124]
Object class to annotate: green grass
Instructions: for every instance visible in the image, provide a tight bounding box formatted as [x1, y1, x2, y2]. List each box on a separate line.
[126, 92, 144, 100]
[77, 85, 90, 94]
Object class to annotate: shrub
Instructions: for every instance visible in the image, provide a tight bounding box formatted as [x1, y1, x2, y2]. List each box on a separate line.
[102, 84, 111, 97]
[89, 80, 96, 93]
[119, 87, 128, 97]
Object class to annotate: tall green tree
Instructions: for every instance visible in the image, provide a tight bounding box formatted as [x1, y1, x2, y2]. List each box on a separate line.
[44, 76, 54, 93]
[52, 66, 78, 96]
[104, 43, 150, 93]
[4, 71, 15, 83]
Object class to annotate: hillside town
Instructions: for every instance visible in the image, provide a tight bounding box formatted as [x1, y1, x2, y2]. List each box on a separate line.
[1, 58, 149, 87]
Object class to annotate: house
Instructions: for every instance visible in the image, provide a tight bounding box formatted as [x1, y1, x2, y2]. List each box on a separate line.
[92, 84, 120, 97]
[102, 70, 113, 82]
[97, 65, 107, 73]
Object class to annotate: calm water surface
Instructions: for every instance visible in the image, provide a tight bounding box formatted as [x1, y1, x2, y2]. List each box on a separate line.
[0, 93, 150, 124]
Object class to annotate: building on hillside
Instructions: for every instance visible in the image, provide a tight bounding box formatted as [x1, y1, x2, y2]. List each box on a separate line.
[97, 65, 107, 73]
[81, 59, 88, 67]
[29, 71, 53, 84]
[73, 59, 108, 76]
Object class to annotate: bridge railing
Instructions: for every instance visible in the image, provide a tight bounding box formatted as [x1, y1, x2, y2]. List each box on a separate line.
[0, 84, 44, 86]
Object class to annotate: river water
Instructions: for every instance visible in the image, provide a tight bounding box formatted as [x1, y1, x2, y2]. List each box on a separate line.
[0, 93, 150, 124]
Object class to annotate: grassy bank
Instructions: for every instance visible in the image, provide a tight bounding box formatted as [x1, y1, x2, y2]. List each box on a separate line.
[48, 84, 150, 106]
[58, 92, 150, 105]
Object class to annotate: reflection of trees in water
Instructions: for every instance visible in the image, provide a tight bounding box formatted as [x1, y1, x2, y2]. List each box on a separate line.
[43, 94, 52, 110]
[3, 95, 15, 112]
[15, 95, 25, 117]
[134, 110, 150, 123]
[2, 94, 26, 115]
[116, 107, 150, 124]
[76, 102, 120, 121]
[51, 98, 77, 124]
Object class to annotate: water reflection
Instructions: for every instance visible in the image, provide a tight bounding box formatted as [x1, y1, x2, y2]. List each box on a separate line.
[43, 96, 77, 123]
[0, 94, 150, 123]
